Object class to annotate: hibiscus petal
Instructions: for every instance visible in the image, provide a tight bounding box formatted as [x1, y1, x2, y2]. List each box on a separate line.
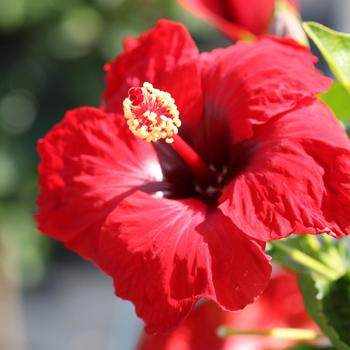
[226, 0, 275, 36]
[99, 191, 271, 333]
[288, 0, 299, 9]
[36, 107, 162, 265]
[178, 0, 299, 40]
[102, 19, 203, 133]
[137, 270, 316, 350]
[177, 0, 253, 40]
[191, 37, 331, 167]
[220, 101, 350, 241]
[137, 302, 227, 350]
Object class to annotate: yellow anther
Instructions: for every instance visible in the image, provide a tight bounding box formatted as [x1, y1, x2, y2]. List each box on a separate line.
[123, 82, 181, 143]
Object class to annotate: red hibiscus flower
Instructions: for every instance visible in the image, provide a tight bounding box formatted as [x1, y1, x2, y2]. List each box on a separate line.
[178, 0, 299, 40]
[36, 20, 350, 333]
[137, 270, 319, 350]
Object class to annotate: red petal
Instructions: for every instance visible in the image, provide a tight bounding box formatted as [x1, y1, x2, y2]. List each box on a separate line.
[137, 302, 226, 350]
[178, 0, 299, 39]
[220, 101, 350, 241]
[102, 19, 203, 133]
[287, 0, 299, 9]
[177, 0, 253, 40]
[207, 37, 330, 142]
[190, 38, 330, 167]
[99, 191, 271, 333]
[36, 107, 162, 265]
[137, 270, 317, 350]
[226, 0, 275, 35]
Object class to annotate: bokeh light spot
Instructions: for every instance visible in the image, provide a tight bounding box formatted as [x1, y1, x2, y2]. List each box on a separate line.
[0, 91, 37, 134]
[0, 0, 26, 29]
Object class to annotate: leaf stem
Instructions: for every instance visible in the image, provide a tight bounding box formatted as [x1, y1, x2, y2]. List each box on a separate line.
[217, 326, 321, 341]
[270, 240, 335, 280]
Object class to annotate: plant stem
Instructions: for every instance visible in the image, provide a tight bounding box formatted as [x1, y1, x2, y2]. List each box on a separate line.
[304, 234, 321, 252]
[217, 326, 321, 341]
[271, 240, 335, 280]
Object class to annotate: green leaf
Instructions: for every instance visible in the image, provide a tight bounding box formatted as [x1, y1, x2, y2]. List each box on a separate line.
[303, 22, 350, 93]
[323, 272, 350, 346]
[320, 82, 350, 122]
[298, 273, 350, 350]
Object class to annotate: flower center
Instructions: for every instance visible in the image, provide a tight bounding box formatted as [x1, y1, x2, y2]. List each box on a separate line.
[123, 82, 218, 189]
[123, 82, 181, 144]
